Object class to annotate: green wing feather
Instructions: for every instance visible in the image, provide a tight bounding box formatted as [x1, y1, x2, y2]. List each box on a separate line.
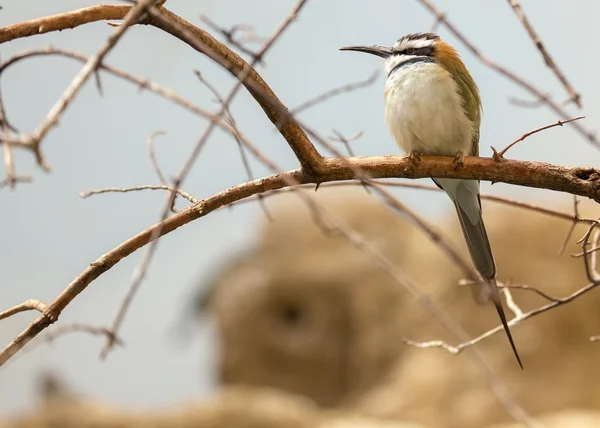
[453, 70, 482, 156]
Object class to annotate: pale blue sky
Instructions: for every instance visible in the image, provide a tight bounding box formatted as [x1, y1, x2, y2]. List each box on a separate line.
[1, 0, 599, 416]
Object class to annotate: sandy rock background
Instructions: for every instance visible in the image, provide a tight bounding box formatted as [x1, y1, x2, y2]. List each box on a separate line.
[4, 187, 600, 427]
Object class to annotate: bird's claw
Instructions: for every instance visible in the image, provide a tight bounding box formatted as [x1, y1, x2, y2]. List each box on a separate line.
[404, 150, 421, 165]
[452, 153, 465, 170]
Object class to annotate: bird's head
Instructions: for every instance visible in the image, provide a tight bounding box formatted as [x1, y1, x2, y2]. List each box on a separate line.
[340, 33, 466, 78]
[340, 32, 481, 120]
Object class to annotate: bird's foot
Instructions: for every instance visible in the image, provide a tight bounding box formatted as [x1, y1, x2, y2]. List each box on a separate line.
[452, 153, 465, 170]
[404, 150, 421, 165]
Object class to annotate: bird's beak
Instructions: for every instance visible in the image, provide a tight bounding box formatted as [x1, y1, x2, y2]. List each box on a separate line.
[339, 45, 393, 58]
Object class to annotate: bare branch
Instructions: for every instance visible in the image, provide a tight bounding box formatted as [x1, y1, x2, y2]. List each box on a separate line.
[506, 0, 582, 107]
[290, 71, 379, 115]
[35, 324, 124, 349]
[0, 299, 47, 321]
[0, 48, 231, 141]
[199, 16, 262, 60]
[329, 130, 363, 157]
[0, 0, 165, 171]
[0, 4, 324, 175]
[0, 5, 133, 43]
[0, 175, 32, 189]
[0, 84, 16, 188]
[405, 279, 600, 356]
[79, 185, 198, 204]
[194, 70, 272, 220]
[499, 283, 562, 303]
[502, 287, 524, 319]
[147, 130, 168, 186]
[558, 195, 580, 255]
[494, 116, 585, 159]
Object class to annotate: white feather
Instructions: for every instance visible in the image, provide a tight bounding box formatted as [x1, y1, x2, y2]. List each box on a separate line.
[384, 61, 475, 157]
[393, 38, 435, 51]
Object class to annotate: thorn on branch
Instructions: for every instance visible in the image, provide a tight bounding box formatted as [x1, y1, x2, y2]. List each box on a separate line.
[491, 146, 504, 162]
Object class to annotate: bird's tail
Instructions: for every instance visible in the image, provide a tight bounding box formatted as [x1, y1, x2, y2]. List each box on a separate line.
[453, 197, 496, 303]
[452, 192, 524, 369]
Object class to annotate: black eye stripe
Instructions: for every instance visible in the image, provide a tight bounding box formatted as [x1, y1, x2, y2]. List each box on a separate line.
[399, 46, 434, 57]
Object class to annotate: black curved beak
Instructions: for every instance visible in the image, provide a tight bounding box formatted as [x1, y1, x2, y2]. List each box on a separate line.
[339, 45, 393, 58]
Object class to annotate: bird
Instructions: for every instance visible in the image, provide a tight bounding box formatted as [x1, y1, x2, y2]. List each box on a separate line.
[340, 33, 523, 369]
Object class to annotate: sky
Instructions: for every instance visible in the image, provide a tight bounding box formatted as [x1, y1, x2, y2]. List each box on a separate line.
[1, 0, 600, 417]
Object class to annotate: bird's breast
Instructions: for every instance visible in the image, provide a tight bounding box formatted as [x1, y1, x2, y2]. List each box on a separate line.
[384, 62, 475, 156]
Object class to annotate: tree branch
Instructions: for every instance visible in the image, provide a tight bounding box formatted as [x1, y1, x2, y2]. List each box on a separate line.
[1, 154, 600, 366]
[506, 0, 582, 107]
[0, 4, 324, 176]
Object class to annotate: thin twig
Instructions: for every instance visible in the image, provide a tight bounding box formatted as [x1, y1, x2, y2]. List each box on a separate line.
[0, 0, 164, 171]
[581, 228, 600, 283]
[404, 280, 600, 354]
[558, 195, 580, 255]
[147, 129, 168, 185]
[506, 0, 581, 107]
[329, 130, 363, 157]
[147, 129, 181, 212]
[502, 287, 524, 319]
[329, 130, 370, 194]
[79, 185, 198, 204]
[194, 70, 272, 221]
[199, 16, 261, 60]
[0, 48, 232, 145]
[494, 116, 585, 158]
[499, 283, 561, 303]
[0, 175, 32, 188]
[0, 299, 47, 321]
[290, 70, 379, 115]
[42, 324, 124, 348]
[0, 84, 15, 188]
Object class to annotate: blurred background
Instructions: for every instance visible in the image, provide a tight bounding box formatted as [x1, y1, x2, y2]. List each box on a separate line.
[1, 1, 600, 427]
